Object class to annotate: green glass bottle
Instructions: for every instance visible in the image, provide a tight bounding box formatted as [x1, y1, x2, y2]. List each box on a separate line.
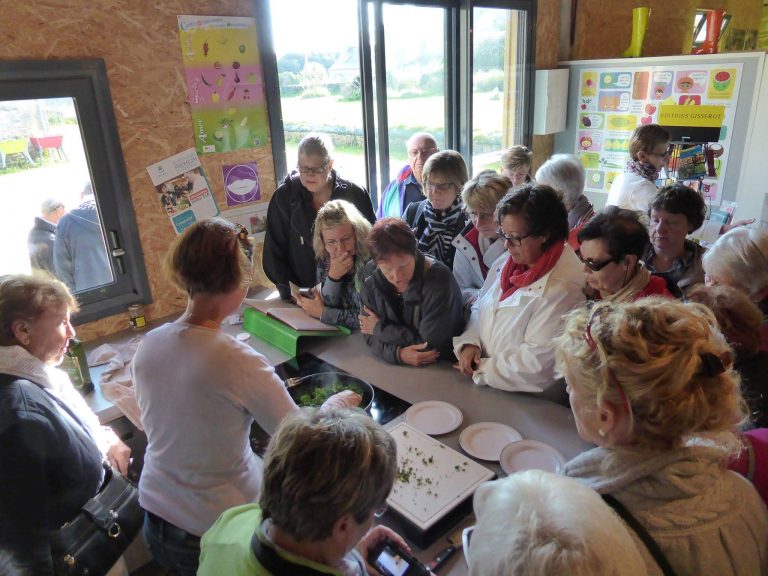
[63, 338, 94, 394]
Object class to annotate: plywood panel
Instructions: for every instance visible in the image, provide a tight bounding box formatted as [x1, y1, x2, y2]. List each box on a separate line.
[533, 0, 562, 168]
[0, 1, 277, 340]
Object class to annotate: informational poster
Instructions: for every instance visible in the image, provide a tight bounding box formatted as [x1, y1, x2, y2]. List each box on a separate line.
[576, 62, 743, 203]
[221, 202, 269, 241]
[178, 15, 268, 154]
[146, 148, 220, 234]
[221, 162, 261, 206]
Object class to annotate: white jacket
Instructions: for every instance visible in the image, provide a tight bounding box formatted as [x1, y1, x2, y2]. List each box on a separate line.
[451, 233, 507, 305]
[453, 245, 586, 393]
[606, 172, 658, 212]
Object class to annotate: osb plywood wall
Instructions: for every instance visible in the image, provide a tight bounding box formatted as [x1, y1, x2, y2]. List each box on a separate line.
[570, 0, 764, 60]
[0, 1, 276, 341]
[532, 0, 562, 171]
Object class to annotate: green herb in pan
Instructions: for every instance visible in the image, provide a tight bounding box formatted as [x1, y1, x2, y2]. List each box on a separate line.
[296, 381, 363, 406]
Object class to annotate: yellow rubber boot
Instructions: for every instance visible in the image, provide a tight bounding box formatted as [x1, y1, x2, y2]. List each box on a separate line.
[622, 7, 651, 58]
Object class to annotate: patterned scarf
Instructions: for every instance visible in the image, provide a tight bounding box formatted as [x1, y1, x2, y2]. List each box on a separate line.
[626, 159, 660, 182]
[417, 198, 464, 266]
[500, 241, 565, 301]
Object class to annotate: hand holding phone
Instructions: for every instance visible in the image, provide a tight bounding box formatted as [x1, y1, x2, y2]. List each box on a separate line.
[367, 538, 431, 576]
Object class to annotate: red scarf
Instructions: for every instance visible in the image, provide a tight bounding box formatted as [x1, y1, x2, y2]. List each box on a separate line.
[500, 241, 565, 301]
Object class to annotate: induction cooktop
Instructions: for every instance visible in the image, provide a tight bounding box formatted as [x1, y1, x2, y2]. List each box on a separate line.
[250, 353, 412, 456]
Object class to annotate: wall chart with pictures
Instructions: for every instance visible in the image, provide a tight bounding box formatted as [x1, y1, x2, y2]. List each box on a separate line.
[576, 62, 743, 203]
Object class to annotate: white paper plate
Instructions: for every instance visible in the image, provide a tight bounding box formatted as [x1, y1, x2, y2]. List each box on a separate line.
[459, 422, 522, 461]
[499, 440, 566, 475]
[404, 401, 463, 435]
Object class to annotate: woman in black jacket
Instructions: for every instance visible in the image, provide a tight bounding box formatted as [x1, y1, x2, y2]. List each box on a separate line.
[359, 218, 465, 367]
[0, 273, 130, 575]
[263, 133, 375, 300]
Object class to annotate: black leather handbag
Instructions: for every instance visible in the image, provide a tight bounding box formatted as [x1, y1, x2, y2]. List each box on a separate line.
[51, 465, 142, 576]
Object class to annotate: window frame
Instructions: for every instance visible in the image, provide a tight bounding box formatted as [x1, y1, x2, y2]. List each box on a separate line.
[258, 0, 536, 207]
[0, 59, 152, 325]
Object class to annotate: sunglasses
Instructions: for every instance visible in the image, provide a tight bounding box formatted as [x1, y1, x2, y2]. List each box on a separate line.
[575, 249, 619, 272]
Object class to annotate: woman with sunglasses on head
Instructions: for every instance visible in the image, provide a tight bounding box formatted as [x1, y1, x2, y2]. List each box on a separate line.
[133, 218, 359, 575]
[403, 150, 469, 270]
[453, 184, 585, 394]
[295, 200, 372, 329]
[557, 299, 768, 575]
[451, 170, 511, 309]
[577, 207, 673, 302]
[263, 133, 375, 301]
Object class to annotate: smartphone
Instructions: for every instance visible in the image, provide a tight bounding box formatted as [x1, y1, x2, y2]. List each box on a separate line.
[367, 538, 430, 576]
[289, 282, 313, 300]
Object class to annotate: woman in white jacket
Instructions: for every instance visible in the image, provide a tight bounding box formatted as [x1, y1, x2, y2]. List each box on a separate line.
[454, 183, 585, 394]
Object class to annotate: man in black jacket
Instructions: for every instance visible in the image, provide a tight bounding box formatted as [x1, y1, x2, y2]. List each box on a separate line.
[263, 134, 375, 300]
[28, 198, 65, 275]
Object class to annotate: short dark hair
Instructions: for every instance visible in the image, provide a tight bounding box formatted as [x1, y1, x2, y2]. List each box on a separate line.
[165, 217, 252, 296]
[577, 206, 650, 260]
[368, 218, 418, 261]
[495, 183, 568, 250]
[649, 183, 706, 232]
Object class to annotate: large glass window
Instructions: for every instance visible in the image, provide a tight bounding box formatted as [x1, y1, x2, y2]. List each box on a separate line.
[0, 60, 151, 324]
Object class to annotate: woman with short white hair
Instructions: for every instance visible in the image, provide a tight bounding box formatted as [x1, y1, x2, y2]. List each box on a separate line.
[535, 154, 594, 242]
[468, 470, 646, 576]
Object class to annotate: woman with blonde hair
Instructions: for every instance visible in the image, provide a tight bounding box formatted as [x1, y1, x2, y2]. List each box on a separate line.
[500, 144, 533, 186]
[296, 199, 372, 329]
[403, 150, 469, 269]
[556, 298, 768, 575]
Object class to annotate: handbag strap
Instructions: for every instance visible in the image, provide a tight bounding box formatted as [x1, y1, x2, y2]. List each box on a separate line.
[250, 529, 337, 576]
[602, 494, 678, 576]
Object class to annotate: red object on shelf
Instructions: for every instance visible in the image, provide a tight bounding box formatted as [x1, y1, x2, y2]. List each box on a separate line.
[30, 134, 63, 149]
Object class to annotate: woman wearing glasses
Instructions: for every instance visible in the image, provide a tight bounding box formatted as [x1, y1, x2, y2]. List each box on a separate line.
[263, 133, 376, 300]
[453, 184, 585, 394]
[403, 150, 469, 270]
[557, 299, 768, 575]
[606, 124, 670, 213]
[296, 200, 372, 329]
[577, 207, 673, 302]
[451, 170, 511, 308]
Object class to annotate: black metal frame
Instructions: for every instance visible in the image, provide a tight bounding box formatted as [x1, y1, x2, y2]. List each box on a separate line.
[257, 0, 536, 205]
[0, 59, 152, 325]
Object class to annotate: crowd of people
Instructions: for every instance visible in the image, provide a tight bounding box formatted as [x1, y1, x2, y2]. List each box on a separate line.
[2, 126, 768, 575]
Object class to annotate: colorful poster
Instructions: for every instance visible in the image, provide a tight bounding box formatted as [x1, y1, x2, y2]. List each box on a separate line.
[146, 148, 220, 234]
[221, 202, 269, 242]
[222, 162, 261, 206]
[178, 15, 268, 154]
[575, 62, 743, 204]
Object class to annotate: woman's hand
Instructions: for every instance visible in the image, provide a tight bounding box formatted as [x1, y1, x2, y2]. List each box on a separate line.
[359, 526, 411, 568]
[297, 287, 324, 319]
[398, 343, 439, 367]
[321, 390, 362, 410]
[328, 251, 354, 281]
[359, 306, 380, 335]
[107, 439, 131, 475]
[456, 344, 481, 377]
[721, 218, 756, 234]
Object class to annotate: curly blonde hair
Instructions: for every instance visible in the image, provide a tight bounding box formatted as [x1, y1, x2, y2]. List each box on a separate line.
[554, 298, 746, 451]
[312, 199, 372, 262]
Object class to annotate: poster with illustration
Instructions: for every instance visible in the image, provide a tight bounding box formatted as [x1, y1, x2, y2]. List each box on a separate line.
[221, 162, 261, 206]
[147, 148, 220, 234]
[178, 15, 268, 154]
[576, 62, 743, 203]
[221, 202, 269, 241]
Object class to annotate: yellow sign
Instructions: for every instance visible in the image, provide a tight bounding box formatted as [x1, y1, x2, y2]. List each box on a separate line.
[657, 105, 725, 128]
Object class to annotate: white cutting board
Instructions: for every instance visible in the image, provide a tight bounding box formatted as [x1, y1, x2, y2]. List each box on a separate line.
[387, 422, 494, 531]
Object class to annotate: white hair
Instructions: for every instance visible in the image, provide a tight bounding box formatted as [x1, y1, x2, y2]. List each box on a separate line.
[703, 227, 768, 300]
[468, 471, 646, 576]
[406, 132, 437, 149]
[535, 154, 585, 210]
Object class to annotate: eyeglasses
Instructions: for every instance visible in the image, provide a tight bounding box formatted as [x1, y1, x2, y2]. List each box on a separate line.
[582, 305, 630, 415]
[468, 210, 494, 223]
[324, 234, 355, 249]
[497, 229, 532, 247]
[647, 146, 673, 159]
[235, 224, 254, 262]
[408, 146, 438, 158]
[374, 503, 388, 518]
[297, 162, 329, 175]
[575, 249, 618, 272]
[425, 181, 456, 193]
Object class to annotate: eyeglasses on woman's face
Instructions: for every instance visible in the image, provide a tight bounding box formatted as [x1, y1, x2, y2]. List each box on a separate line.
[468, 210, 494, 223]
[497, 229, 532, 247]
[575, 248, 617, 272]
[425, 181, 456, 193]
[297, 162, 329, 175]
